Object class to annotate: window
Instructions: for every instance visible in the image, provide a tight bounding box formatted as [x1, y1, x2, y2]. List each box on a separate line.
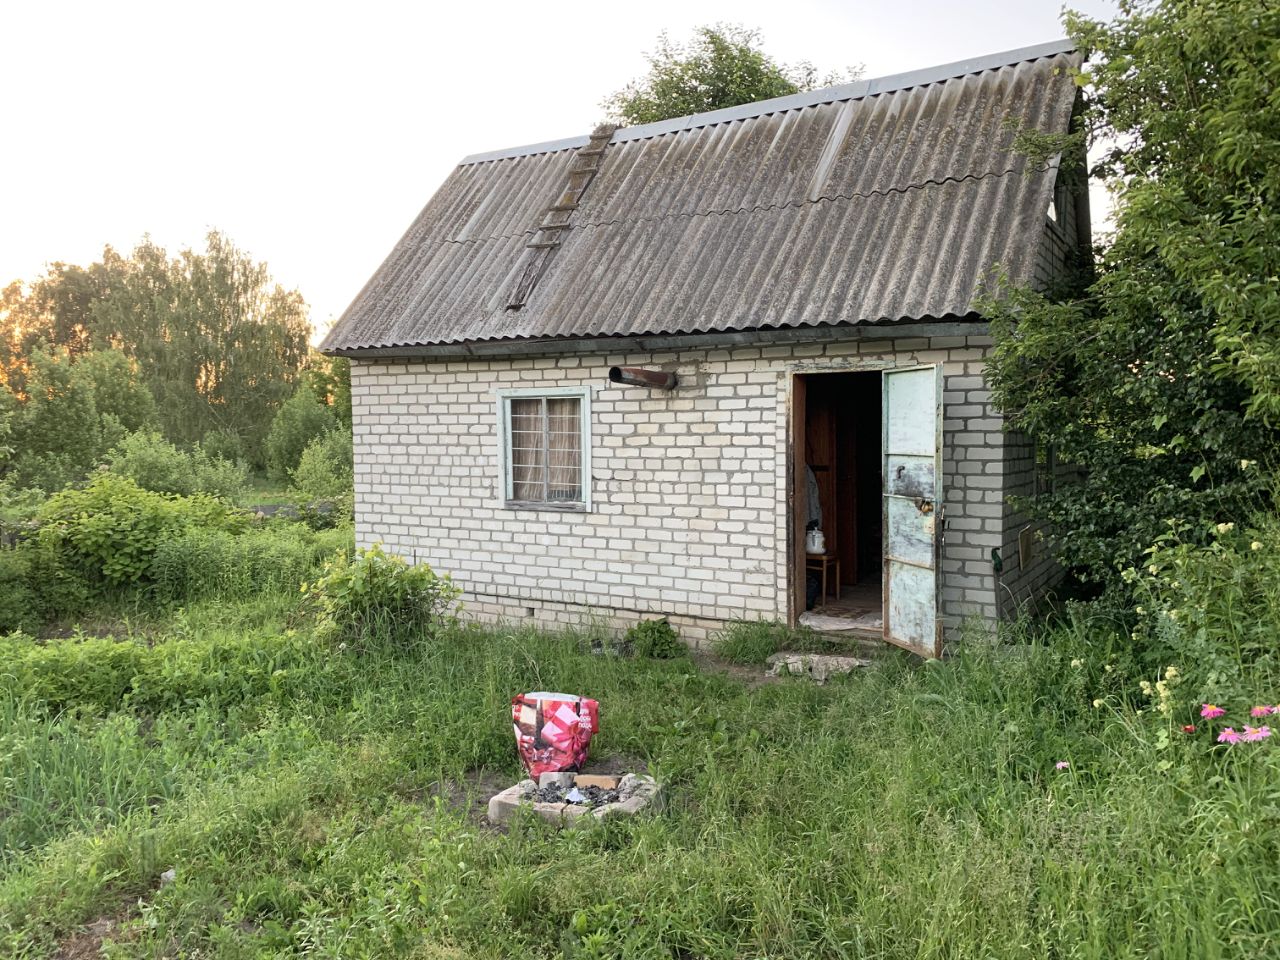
[497, 388, 591, 509]
[1047, 178, 1069, 228]
[1034, 436, 1057, 496]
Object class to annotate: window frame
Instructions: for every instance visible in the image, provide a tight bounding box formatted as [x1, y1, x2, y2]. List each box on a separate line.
[495, 386, 593, 512]
[1034, 436, 1057, 497]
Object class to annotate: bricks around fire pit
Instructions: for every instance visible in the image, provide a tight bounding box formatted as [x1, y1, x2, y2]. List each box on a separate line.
[487, 772, 662, 826]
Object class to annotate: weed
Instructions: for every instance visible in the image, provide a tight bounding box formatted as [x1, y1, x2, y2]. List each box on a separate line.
[624, 618, 684, 659]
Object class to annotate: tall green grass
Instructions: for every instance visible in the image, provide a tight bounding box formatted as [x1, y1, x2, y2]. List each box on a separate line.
[1, 603, 1277, 958]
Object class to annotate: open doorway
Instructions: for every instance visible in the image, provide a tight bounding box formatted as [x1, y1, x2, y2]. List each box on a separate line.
[791, 370, 883, 634]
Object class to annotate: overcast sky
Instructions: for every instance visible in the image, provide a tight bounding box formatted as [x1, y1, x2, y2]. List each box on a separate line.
[1, 0, 1117, 339]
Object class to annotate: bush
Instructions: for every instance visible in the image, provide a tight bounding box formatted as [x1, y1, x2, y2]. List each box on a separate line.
[199, 428, 245, 465]
[625, 617, 684, 658]
[151, 524, 350, 604]
[38, 474, 246, 588]
[0, 547, 40, 633]
[105, 431, 248, 501]
[0, 628, 333, 715]
[1132, 512, 1280, 705]
[265, 386, 335, 482]
[304, 544, 460, 650]
[291, 429, 352, 501]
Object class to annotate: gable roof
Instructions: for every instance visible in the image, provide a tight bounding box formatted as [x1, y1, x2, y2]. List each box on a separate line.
[322, 40, 1081, 355]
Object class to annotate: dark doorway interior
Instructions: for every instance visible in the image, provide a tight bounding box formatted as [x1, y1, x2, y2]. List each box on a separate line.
[801, 371, 882, 618]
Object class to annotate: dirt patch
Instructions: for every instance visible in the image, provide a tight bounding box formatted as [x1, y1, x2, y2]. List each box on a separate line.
[424, 769, 515, 824]
[689, 650, 785, 689]
[52, 902, 141, 960]
[578, 753, 648, 777]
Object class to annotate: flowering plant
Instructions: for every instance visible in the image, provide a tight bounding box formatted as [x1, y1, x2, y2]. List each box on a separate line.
[1193, 702, 1276, 747]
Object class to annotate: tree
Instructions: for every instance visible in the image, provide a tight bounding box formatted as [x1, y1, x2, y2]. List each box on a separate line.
[603, 24, 859, 126]
[4, 348, 157, 492]
[303, 354, 352, 429]
[1, 231, 312, 467]
[265, 385, 336, 482]
[984, 0, 1280, 591]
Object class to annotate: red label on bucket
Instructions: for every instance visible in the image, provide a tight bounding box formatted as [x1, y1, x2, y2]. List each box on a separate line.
[512, 692, 599, 778]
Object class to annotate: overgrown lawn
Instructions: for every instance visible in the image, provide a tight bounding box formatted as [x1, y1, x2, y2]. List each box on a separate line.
[1, 600, 1277, 958]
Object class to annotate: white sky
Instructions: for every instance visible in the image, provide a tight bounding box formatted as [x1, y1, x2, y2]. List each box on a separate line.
[0, 0, 1117, 340]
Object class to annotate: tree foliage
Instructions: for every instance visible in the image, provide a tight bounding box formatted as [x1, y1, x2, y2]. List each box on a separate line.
[603, 24, 858, 126]
[265, 385, 337, 482]
[0, 231, 312, 469]
[104, 431, 249, 501]
[985, 0, 1280, 589]
[5, 348, 157, 492]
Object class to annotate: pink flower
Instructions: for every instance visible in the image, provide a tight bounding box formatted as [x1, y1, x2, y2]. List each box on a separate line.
[1217, 728, 1242, 744]
[1242, 726, 1272, 742]
[1181, 724, 1197, 734]
[1201, 704, 1226, 719]
[1250, 705, 1276, 718]
[1055, 761, 1070, 770]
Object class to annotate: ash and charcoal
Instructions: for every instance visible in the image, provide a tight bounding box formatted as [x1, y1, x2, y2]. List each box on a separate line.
[489, 771, 661, 826]
[533, 782, 620, 806]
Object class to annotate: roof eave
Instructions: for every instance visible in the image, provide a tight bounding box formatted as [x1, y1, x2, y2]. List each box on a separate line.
[322, 316, 988, 361]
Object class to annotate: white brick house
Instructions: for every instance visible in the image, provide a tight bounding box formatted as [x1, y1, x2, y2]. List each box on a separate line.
[323, 41, 1090, 656]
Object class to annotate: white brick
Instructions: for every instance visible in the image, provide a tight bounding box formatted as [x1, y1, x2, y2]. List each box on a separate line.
[348, 334, 1032, 645]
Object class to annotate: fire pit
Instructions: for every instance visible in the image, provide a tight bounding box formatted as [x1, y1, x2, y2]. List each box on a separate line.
[487, 772, 662, 826]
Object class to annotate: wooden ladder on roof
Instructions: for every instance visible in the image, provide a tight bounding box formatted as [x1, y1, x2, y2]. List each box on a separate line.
[505, 123, 617, 311]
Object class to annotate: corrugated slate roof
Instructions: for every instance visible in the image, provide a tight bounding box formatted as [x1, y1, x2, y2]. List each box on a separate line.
[322, 41, 1081, 354]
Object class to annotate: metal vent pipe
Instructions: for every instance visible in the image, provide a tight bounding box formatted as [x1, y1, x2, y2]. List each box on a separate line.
[608, 366, 677, 390]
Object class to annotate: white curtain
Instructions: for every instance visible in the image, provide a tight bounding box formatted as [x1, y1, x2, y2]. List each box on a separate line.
[508, 397, 581, 502]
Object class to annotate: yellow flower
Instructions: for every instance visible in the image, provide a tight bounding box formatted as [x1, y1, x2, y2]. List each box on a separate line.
[1139, 680, 1153, 696]
[1240, 459, 1255, 469]
[1092, 698, 1105, 709]
[1216, 522, 1235, 534]
[1104, 664, 1114, 673]
[1165, 665, 1179, 680]
[1070, 658, 1084, 669]
[1136, 606, 1146, 615]
[1252, 541, 1264, 551]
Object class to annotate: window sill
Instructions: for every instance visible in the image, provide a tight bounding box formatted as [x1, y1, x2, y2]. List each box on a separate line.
[503, 500, 590, 513]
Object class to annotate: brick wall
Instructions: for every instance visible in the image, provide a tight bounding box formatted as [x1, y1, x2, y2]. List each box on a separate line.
[996, 429, 1063, 619]
[350, 332, 1013, 646]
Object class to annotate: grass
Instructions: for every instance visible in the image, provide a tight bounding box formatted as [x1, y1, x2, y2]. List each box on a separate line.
[1, 596, 1278, 957]
[237, 475, 296, 508]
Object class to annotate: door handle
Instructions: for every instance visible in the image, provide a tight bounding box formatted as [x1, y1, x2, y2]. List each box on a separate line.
[915, 498, 934, 515]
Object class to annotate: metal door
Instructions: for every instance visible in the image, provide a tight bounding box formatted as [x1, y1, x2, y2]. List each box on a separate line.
[882, 365, 943, 657]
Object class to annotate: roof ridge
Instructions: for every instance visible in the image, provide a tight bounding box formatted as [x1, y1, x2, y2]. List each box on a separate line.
[459, 38, 1075, 165]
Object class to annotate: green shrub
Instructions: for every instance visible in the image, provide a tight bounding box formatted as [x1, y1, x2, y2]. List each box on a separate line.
[151, 524, 350, 604]
[1132, 512, 1280, 705]
[105, 431, 248, 501]
[199, 428, 245, 465]
[0, 481, 44, 533]
[24, 540, 93, 621]
[304, 544, 460, 650]
[0, 547, 40, 633]
[0, 628, 332, 715]
[290, 429, 352, 503]
[38, 475, 246, 588]
[265, 387, 335, 482]
[625, 617, 684, 658]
